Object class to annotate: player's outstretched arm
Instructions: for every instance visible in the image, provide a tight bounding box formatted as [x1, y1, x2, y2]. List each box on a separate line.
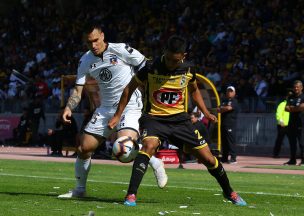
[108, 77, 139, 129]
[63, 85, 84, 124]
[188, 80, 217, 122]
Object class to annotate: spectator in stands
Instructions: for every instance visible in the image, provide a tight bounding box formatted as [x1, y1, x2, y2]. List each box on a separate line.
[254, 73, 268, 112]
[285, 80, 304, 166]
[217, 86, 239, 164]
[34, 74, 49, 99]
[272, 91, 292, 158]
[0, 84, 8, 100]
[2, 0, 304, 113]
[49, 79, 61, 101]
[47, 107, 78, 156]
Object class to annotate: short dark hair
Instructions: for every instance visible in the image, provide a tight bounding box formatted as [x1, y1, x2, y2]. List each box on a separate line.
[83, 20, 103, 34]
[190, 112, 200, 118]
[166, 35, 187, 53]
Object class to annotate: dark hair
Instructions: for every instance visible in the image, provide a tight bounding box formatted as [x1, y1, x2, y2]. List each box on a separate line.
[190, 112, 200, 118]
[166, 35, 187, 53]
[83, 20, 103, 34]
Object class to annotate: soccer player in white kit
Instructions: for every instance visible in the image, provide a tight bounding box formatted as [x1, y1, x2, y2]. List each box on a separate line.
[58, 21, 167, 199]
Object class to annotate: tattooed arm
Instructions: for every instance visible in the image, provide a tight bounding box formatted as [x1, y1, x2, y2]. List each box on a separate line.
[62, 85, 84, 124]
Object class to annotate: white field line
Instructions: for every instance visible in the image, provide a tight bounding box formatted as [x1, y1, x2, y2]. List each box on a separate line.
[0, 172, 303, 198]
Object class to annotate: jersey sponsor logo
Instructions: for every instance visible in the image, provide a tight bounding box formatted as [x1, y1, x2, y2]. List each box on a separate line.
[99, 68, 112, 81]
[110, 55, 118, 65]
[153, 88, 182, 107]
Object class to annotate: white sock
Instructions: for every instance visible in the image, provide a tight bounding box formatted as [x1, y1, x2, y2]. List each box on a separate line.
[149, 155, 163, 170]
[75, 157, 91, 191]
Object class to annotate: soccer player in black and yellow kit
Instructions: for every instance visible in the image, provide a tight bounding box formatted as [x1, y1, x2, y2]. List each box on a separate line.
[108, 35, 247, 207]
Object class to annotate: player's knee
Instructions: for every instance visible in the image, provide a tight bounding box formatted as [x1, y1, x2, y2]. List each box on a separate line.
[77, 143, 94, 158]
[197, 155, 216, 167]
[140, 140, 159, 156]
[140, 144, 154, 156]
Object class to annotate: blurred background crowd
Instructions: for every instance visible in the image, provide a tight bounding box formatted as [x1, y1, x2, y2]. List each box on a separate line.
[1, 0, 304, 113]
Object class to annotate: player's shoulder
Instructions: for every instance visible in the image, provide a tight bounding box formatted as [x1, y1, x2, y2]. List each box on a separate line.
[108, 42, 127, 52]
[78, 51, 96, 68]
[79, 51, 95, 63]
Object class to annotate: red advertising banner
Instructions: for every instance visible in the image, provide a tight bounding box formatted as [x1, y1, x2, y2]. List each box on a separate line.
[155, 149, 180, 164]
[0, 116, 20, 140]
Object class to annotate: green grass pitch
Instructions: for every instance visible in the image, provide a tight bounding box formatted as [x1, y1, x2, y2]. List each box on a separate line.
[0, 159, 303, 216]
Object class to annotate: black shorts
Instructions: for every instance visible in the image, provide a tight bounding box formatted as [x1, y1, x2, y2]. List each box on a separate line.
[139, 114, 208, 150]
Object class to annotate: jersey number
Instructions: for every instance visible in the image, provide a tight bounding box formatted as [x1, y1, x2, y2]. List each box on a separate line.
[91, 113, 99, 124]
[194, 129, 203, 140]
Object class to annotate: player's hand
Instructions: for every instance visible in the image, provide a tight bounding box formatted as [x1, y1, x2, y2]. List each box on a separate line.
[47, 129, 53, 136]
[285, 105, 291, 112]
[108, 114, 120, 129]
[205, 113, 218, 123]
[62, 107, 72, 124]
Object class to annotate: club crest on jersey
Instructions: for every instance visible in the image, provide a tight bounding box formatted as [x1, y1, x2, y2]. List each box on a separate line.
[99, 68, 112, 81]
[110, 55, 118, 65]
[141, 129, 148, 138]
[180, 75, 186, 86]
[153, 88, 182, 107]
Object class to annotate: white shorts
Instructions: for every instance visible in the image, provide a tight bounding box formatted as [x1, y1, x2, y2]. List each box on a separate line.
[84, 106, 141, 138]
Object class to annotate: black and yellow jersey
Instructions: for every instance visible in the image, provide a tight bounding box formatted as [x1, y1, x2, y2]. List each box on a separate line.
[135, 56, 196, 120]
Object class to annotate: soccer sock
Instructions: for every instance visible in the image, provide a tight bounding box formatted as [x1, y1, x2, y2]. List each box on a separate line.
[127, 152, 150, 195]
[149, 155, 162, 170]
[75, 157, 91, 191]
[207, 157, 233, 196]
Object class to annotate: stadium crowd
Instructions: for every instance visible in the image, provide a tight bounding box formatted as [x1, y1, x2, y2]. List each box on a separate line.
[1, 0, 304, 113]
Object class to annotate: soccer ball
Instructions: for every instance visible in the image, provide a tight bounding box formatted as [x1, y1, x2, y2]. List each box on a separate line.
[112, 136, 139, 163]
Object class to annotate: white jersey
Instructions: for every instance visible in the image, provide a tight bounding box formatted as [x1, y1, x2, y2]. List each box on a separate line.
[76, 43, 145, 109]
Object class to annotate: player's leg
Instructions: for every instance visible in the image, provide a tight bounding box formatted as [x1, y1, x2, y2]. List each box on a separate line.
[123, 115, 168, 206]
[124, 137, 160, 206]
[58, 108, 111, 199]
[193, 146, 246, 205]
[58, 132, 103, 198]
[176, 120, 247, 206]
[117, 110, 167, 189]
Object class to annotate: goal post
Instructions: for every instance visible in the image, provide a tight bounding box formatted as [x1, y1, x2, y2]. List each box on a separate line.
[187, 74, 221, 155]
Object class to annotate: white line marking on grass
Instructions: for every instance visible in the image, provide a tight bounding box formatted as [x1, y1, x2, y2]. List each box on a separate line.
[0, 173, 303, 198]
